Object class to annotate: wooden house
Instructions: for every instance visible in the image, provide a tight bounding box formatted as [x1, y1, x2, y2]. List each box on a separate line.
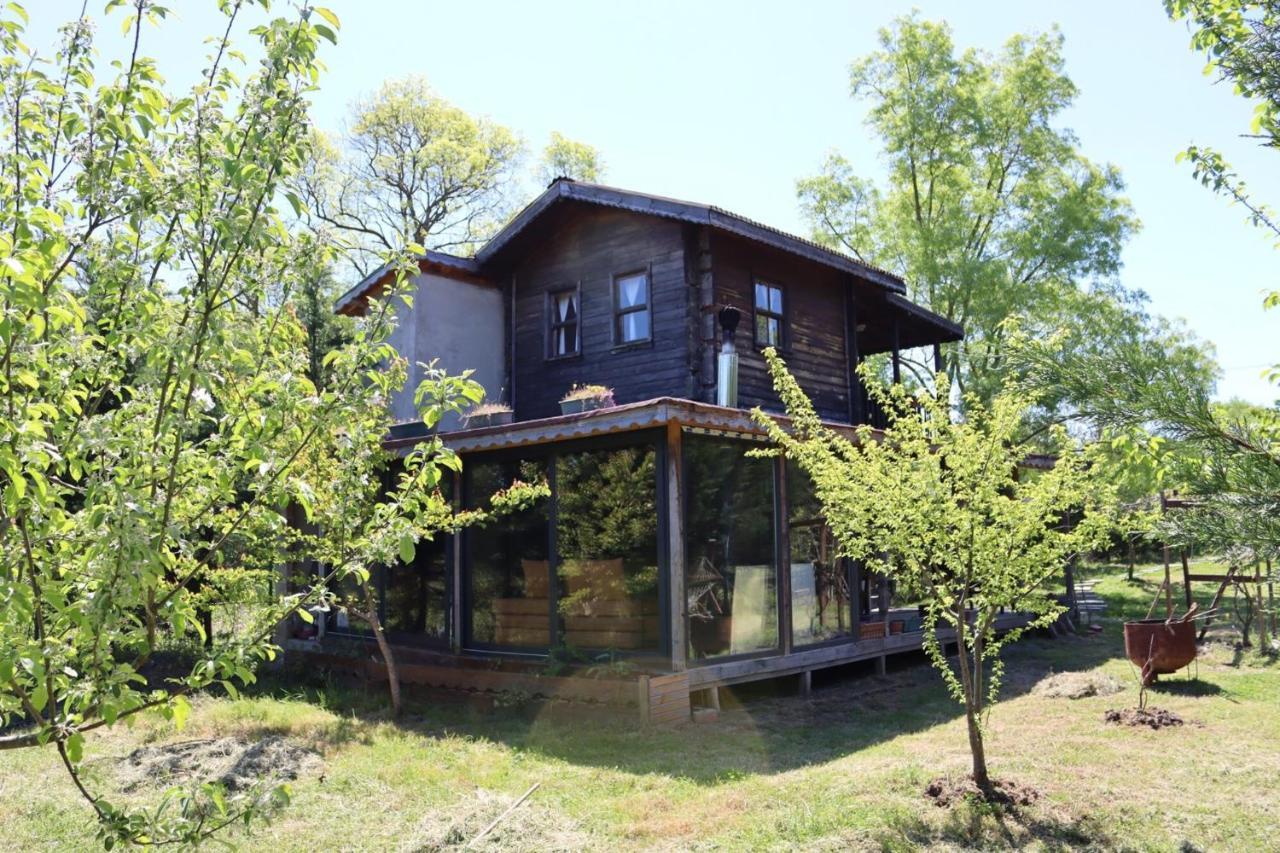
[294, 179, 1028, 721]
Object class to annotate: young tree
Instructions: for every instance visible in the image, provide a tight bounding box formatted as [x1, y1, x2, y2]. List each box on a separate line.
[294, 75, 523, 275]
[0, 3, 540, 845]
[754, 349, 1112, 791]
[536, 131, 605, 185]
[796, 15, 1137, 403]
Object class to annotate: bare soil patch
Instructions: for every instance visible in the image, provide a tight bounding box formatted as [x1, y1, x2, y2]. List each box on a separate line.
[1033, 671, 1125, 700]
[924, 775, 1042, 808]
[1103, 707, 1186, 730]
[400, 787, 589, 852]
[118, 735, 321, 793]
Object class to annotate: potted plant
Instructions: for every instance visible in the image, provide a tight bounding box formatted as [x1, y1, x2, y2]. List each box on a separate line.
[465, 401, 514, 428]
[559, 384, 615, 415]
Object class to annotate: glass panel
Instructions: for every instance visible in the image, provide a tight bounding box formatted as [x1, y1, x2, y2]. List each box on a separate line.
[787, 460, 851, 645]
[555, 445, 660, 653]
[383, 533, 449, 642]
[755, 313, 770, 343]
[755, 282, 769, 310]
[467, 458, 551, 648]
[685, 435, 779, 660]
[620, 308, 650, 343]
[617, 273, 647, 309]
[770, 286, 783, 315]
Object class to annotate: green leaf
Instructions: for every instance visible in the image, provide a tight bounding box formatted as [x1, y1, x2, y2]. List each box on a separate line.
[65, 732, 84, 763]
[313, 7, 340, 29]
[398, 532, 416, 564]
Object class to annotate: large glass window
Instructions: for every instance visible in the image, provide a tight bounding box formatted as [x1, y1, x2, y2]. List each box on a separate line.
[381, 533, 449, 644]
[787, 460, 852, 645]
[613, 271, 650, 344]
[555, 446, 660, 653]
[685, 435, 779, 660]
[467, 458, 551, 649]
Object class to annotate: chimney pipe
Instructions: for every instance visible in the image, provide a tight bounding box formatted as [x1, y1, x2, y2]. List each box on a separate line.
[716, 305, 740, 408]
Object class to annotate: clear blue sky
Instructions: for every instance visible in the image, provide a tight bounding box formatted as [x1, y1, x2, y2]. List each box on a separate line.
[29, 1, 1280, 404]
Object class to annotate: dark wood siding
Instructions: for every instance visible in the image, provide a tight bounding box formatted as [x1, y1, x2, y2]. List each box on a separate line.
[712, 232, 850, 421]
[510, 205, 690, 420]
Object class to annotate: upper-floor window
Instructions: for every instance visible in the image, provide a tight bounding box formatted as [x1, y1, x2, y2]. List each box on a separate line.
[547, 286, 580, 358]
[754, 280, 784, 348]
[613, 270, 650, 345]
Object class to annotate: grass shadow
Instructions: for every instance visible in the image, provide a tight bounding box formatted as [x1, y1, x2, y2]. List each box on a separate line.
[879, 797, 1116, 851]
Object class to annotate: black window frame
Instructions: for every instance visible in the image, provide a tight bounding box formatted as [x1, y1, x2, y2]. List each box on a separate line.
[545, 283, 582, 361]
[611, 268, 652, 348]
[753, 278, 786, 350]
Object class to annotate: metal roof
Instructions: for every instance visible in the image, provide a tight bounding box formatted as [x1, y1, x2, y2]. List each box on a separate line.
[477, 179, 907, 293]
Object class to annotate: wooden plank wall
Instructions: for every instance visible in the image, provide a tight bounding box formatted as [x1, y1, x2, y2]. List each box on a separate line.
[640, 671, 691, 725]
[711, 232, 852, 421]
[510, 206, 690, 420]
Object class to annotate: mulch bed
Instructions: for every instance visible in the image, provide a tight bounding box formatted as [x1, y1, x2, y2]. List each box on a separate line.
[1103, 707, 1185, 729]
[925, 775, 1042, 808]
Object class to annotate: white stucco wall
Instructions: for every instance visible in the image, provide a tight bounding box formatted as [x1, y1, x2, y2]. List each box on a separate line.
[383, 271, 505, 432]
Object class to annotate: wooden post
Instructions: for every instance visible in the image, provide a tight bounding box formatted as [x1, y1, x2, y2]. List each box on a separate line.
[1162, 544, 1173, 619]
[666, 422, 687, 672]
[933, 342, 943, 375]
[875, 655, 887, 676]
[847, 284, 864, 424]
[451, 469, 464, 653]
[800, 670, 812, 699]
[777, 457, 793, 657]
[879, 569, 890, 619]
[891, 318, 901, 385]
[1181, 549, 1193, 611]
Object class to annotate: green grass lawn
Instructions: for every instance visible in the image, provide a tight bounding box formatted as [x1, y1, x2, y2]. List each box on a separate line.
[2, 560, 1278, 851]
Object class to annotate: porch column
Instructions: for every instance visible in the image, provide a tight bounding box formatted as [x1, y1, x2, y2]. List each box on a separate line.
[451, 468, 463, 653]
[891, 318, 901, 385]
[666, 422, 687, 672]
[846, 282, 865, 424]
[933, 342, 943, 375]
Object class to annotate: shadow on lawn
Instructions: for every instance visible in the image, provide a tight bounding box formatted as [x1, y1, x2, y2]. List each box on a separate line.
[878, 798, 1117, 851]
[255, 630, 1128, 787]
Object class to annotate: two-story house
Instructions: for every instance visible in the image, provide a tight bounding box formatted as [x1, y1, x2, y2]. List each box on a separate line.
[306, 179, 1024, 721]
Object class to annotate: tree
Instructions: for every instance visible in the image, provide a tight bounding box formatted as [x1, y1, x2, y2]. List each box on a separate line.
[295, 76, 523, 276]
[1009, 324, 1279, 557]
[0, 3, 540, 845]
[796, 16, 1137, 404]
[754, 349, 1112, 791]
[536, 131, 605, 185]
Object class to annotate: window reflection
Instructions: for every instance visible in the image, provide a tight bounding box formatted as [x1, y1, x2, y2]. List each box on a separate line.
[787, 460, 852, 645]
[467, 458, 551, 648]
[685, 435, 779, 660]
[555, 446, 660, 652]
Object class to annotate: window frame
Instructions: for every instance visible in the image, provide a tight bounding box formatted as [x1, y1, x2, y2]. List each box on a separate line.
[545, 282, 582, 361]
[752, 277, 787, 350]
[611, 267, 653, 348]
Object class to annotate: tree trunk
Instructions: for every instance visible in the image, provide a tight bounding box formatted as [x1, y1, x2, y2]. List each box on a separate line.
[359, 585, 402, 717]
[1127, 537, 1136, 581]
[952, 601, 992, 792]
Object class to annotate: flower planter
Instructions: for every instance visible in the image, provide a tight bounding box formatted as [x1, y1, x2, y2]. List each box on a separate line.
[560, 397, 611, 415]
[465, 410, 513, 428]
[889, 619, 906, 635]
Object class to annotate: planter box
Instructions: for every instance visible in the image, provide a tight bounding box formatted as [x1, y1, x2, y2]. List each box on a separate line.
[889, 619, 906, 635]
[560, 397, 612, 415]
[859, 621, 886, 641]
[465, 410, 513, 428]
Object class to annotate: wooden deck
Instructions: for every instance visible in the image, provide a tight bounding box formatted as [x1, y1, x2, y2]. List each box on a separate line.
[287, 610, 1034, 725]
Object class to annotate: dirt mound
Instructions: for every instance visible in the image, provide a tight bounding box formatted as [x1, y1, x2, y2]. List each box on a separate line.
[1034, 671, 1125, 700]
[924, 775, 1041, 808]
[119, 736, 321, 793]
[1104, 707, 1185, 729]
[402, 787, 589, 852]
